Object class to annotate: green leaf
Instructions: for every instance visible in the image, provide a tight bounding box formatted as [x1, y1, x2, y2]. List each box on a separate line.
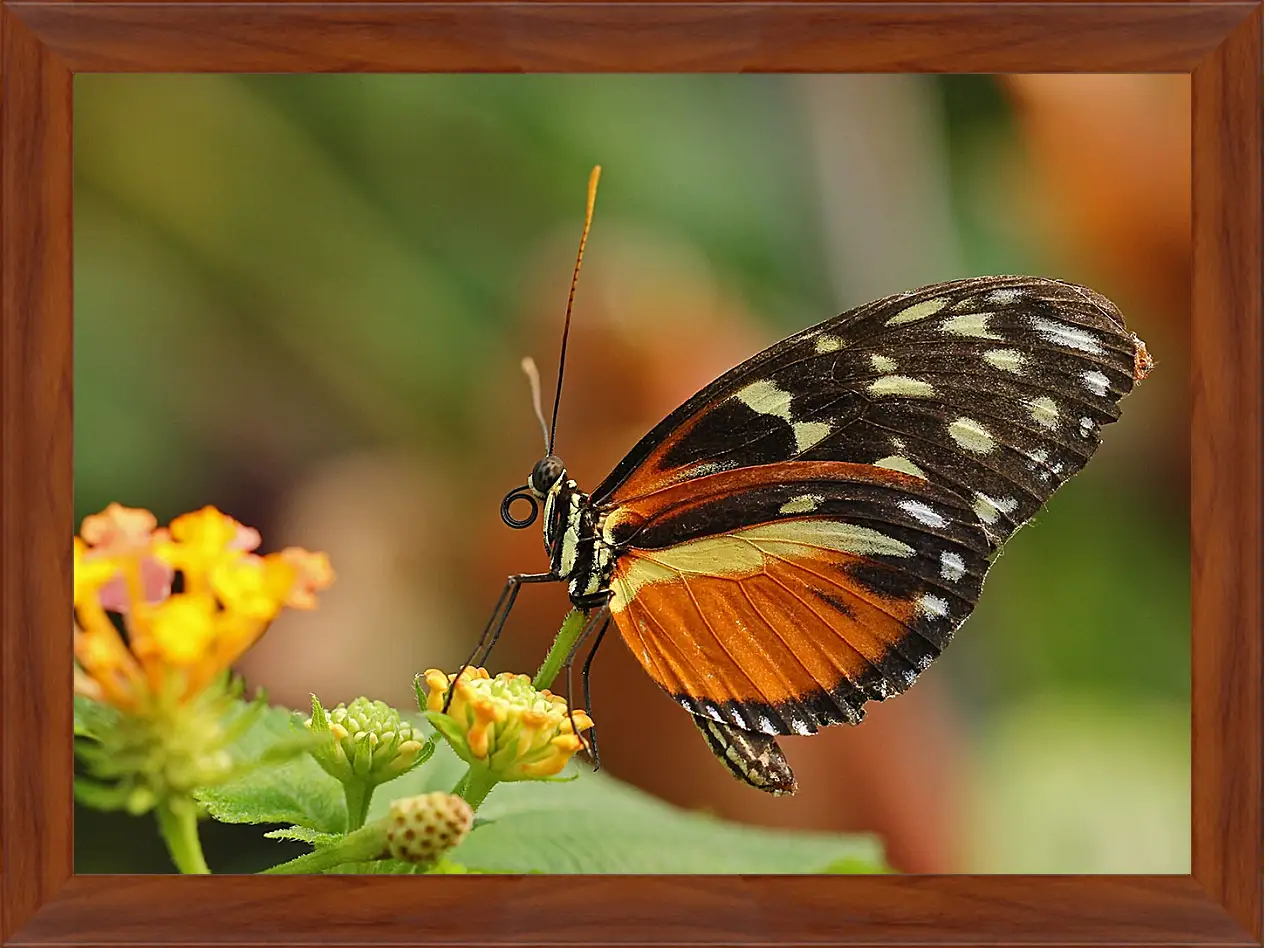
[372, 742, 886, 874]
[74, 776, 135, 812]
[74, 694, 119, 741]
[264, 826, 343, 847]
[817, 855, 894, 874]
[423, 711, 469, 753]
[196, 702, 346, 834]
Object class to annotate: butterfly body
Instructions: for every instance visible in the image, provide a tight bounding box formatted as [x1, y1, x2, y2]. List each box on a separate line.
[497, 273, 1152, 795]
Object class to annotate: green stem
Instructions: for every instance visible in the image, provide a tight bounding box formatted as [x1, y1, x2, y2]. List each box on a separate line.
[458, 766, 500, 811]
[533, 608, 588, 691]
[343, 781, 373, 832]
[449, 772, 470, 798]
[263, 821, 388, 874]
[155, 796, 210, 874]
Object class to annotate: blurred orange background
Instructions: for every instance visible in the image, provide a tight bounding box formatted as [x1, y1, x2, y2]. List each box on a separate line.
[74, 74, 1190, 874]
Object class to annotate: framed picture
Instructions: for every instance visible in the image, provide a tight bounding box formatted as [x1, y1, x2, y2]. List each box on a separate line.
[2, 1, 1259, 944]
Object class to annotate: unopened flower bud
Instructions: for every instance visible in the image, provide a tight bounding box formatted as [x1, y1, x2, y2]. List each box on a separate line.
[385, 792, 474, 864]
[306, 696, 428, 787]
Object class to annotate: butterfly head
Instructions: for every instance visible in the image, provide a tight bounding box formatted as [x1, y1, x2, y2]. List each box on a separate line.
[529, 454, 566, 496]
[499, 454, 567, 530]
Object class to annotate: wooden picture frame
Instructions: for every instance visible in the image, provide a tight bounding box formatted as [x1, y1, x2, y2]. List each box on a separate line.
[2, 1, 1260, 944]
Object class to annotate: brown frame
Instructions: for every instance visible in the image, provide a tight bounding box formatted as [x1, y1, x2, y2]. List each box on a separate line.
[2, 2, 1260, 945]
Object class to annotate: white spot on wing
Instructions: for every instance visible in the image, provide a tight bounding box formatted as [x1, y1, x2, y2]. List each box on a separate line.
[1027, 448, 1053, 481]
[887, 297, 949, 326]
[815, 334, 843, 353]
[899, 500, 948, 528]
[779, 494, 823, 515]
[917, 594, 950, 618]
[1028, 396, 1060, 429]
[735, 379, 793, 419]
[1079, 416, 1096, 438]
[870, 353, 898, 373]
[948, 417, 995, 454]
[1032, 317, 1104, 354]
[1082, 370, 1110, 396]
[789, 716, 813, 736]
[973, 492, 1018, 525]
[867, 376, 935, 398]
[987, 287, 1024, 304]
[941, 311, 1002, 339]
[875, 455, 928, 479]
[733, 378, 831, 453]
[940, 552, 966, 582]
[793, 421, 832, 453]
[984, 348, 1026, 374]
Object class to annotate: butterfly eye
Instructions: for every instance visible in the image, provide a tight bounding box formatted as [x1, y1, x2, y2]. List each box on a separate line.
[529, 455, 566, 495]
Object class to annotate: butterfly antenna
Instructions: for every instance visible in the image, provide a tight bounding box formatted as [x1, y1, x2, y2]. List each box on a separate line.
[548, 164, 601, 454]
[520, 357, 550, 452]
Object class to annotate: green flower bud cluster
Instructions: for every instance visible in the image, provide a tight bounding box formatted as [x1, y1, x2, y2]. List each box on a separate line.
[305, 696, 430, 787]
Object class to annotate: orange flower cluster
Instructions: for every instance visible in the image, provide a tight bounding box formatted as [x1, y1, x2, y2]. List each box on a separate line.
[422, 666, 593, 781]
[74, 503, 333, 711]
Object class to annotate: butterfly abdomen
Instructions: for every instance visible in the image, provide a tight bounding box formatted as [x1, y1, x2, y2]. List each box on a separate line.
[692, 715, 797, 796]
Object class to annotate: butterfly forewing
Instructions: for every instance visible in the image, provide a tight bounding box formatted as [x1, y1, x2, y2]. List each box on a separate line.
[603, 461, 990, 736]
[592, 275, 1148, 548]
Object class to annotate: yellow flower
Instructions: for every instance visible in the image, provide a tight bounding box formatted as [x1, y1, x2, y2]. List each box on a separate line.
[73, 503, 333, 712]
[147, 594, 220, 665]
[421, 667, 593, 781]
[74, 537, 120, 607]
[153, 506, 259, 595]
[211, 554, 296, 621]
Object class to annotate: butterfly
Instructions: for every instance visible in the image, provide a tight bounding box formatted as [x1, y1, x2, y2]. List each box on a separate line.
[467, 166, 1153, 795]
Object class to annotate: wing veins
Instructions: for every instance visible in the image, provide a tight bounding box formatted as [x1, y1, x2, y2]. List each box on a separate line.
[676, 571, 772, 715]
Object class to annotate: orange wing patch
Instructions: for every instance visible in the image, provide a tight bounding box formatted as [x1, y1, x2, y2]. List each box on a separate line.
[608, 518, 951, 736]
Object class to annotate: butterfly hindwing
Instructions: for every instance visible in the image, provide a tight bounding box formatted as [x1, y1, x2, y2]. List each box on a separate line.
[592, 275, 1150, 548]
[603, 461, 990, 736]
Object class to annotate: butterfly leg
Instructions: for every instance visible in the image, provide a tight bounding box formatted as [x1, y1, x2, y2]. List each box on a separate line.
[578, 611, 612, 772]
[554, 604, 611, 771]
[444, 571, 556, 713]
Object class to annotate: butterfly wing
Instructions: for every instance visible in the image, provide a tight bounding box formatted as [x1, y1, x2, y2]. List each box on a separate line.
[593, 275, 1151, 547]
[603, 461, 991, 736]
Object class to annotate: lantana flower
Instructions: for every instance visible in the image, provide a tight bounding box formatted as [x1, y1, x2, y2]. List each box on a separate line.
[72, 503, 335, 870]
[74, 503, 333, 711]
[420, 666, 593, 783]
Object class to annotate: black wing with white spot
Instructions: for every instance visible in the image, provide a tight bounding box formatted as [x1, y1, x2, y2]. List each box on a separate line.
[592, 275, 1151, 549]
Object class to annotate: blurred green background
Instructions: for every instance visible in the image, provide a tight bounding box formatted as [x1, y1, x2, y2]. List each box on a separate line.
[74, 74, 1191, 874]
